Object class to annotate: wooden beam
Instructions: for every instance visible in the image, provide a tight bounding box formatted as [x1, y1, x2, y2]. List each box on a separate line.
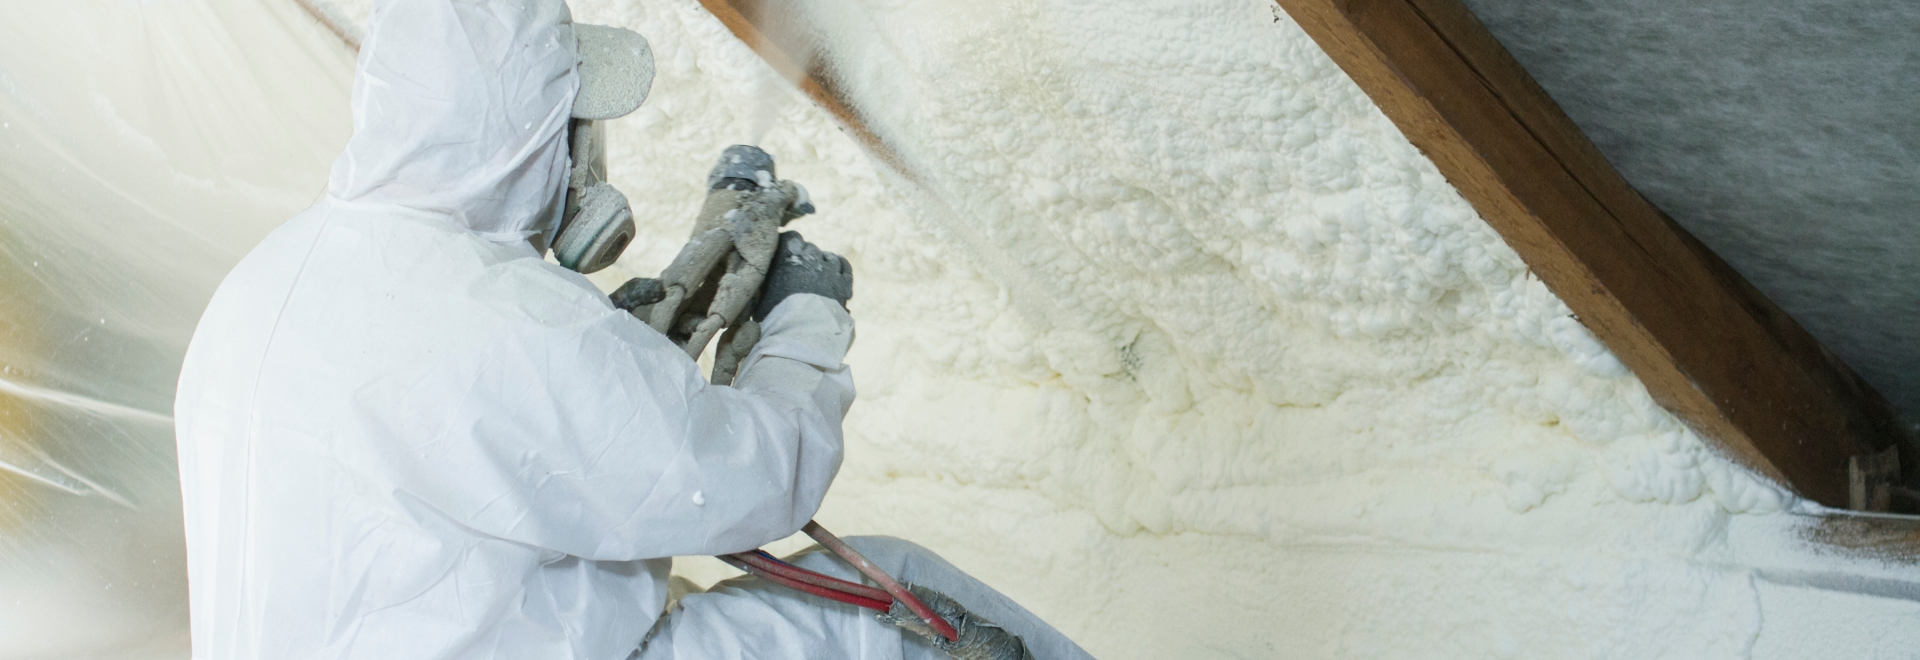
[1806, 514, 1920, 562]
[695, 0, 909, 177]
[1270, 0, 1913, 507]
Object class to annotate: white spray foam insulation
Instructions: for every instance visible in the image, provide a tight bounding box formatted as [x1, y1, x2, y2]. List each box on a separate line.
[315, 0, 1920, 657]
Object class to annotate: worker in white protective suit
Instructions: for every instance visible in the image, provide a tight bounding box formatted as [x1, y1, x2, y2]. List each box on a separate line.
[173, 1, 1094, 659]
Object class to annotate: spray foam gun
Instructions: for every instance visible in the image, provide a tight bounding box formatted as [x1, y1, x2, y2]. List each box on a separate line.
[608, 146, 961, 642]
[610, 145, 812, 383]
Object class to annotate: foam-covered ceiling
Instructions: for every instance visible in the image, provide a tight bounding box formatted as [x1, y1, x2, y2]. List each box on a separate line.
[1458, 0, 1920, 422]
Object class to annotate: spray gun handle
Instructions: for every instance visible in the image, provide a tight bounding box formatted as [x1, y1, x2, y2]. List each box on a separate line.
[610, 277, 667, 313]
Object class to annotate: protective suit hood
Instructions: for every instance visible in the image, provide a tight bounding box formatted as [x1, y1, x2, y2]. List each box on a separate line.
[327, 0, 578, 244]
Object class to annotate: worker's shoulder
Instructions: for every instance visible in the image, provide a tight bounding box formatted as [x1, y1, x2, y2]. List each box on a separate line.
[207, 201, 636, 356]
[230, 202, 572, 302]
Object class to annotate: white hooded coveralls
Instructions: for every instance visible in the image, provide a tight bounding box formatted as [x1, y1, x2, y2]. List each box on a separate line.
[174, 1, 854, 658]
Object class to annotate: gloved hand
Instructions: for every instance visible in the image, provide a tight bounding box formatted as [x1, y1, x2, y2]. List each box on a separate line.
[877, 583, 1033, 660]
[752, 231, 853, 321]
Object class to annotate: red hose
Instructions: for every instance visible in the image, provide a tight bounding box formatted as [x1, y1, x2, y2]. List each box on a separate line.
[718, 554, 892, 611]
[802, 521, 960, 642]
[725, 550, 895, 603]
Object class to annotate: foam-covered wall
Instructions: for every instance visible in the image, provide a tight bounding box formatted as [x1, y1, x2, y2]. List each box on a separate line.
[3, 0, 1917, 658]
[556, 0, 1920, 656]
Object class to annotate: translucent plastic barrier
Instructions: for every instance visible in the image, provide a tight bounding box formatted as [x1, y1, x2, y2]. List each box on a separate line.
[0, 1, 351, 656]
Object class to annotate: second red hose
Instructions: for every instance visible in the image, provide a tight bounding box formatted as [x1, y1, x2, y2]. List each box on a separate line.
[717, 554, 892, 611]
[802, 521, 960, 642]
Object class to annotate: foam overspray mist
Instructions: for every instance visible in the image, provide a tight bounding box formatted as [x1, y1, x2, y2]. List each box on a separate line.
[737, 3, 822, 145]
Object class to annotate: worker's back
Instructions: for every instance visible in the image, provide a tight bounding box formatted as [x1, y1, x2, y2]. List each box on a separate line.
[173, 200, 684, 659]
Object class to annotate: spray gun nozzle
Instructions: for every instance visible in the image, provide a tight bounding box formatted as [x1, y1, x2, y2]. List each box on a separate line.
[708, 144, 776, 191]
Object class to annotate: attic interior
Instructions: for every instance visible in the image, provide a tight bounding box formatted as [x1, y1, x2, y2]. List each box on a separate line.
[0, 0, 1915, 657]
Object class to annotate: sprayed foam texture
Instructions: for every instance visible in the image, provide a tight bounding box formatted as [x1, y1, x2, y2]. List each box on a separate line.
[316, 1, 1920, 657]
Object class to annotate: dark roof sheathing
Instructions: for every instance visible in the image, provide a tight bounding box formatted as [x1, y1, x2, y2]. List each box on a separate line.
[1460, 0, 1920, 422]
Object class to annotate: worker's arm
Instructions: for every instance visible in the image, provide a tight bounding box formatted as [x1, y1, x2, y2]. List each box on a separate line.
[358, 256, 853, 561]
[613, 292, 858, 557]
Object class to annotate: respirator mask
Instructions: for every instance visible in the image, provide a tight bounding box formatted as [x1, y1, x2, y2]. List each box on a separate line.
[547, 24, 655, 273]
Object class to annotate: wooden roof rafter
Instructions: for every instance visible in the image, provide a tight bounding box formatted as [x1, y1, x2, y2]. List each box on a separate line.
[1269, 0, 1915, 510]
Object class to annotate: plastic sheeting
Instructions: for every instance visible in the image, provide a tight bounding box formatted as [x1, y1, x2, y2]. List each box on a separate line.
[0, 1, 353, 656]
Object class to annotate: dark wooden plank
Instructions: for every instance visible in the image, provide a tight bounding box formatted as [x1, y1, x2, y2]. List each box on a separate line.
[694, 0, 909, 176]
[1272, 0, 1913, 507]
[1805, 513, 1920, 562]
